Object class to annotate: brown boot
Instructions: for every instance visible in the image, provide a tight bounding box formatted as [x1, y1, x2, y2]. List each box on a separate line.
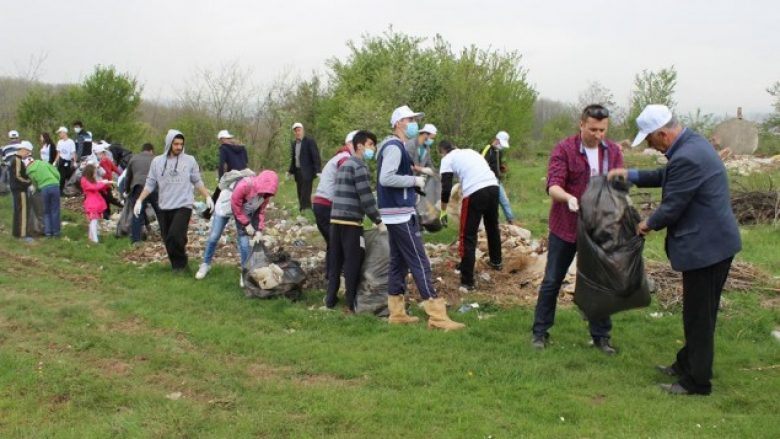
[387, 295, 420, 324]
[423, 298, 466, 331]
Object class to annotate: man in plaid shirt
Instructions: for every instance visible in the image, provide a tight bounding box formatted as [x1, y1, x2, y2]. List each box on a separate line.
[532, 104, 625, 353]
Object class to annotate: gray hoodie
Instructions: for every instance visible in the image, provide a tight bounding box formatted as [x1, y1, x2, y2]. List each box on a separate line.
[144, 129, 205, 210]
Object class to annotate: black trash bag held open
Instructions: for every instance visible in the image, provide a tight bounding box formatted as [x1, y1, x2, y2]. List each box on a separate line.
[243, 242, 306, 301]
[574, 176, 651, 320]
[355, 228, 390, 316]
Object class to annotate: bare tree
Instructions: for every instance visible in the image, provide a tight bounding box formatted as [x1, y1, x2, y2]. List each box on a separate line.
[14, 52, 49, 82]
[578, 80, 617, 110]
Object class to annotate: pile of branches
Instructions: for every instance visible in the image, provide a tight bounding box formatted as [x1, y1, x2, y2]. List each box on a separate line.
[731, 179, 780, 225]
[646, 261, 773, 309]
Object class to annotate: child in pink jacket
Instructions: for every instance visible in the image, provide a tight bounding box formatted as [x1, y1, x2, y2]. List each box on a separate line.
[80, 163, 114, 243]
[231, 170, 279, 277]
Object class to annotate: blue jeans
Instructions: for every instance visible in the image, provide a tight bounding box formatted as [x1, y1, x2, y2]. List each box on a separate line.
[202, 214, 247, 266]
[234, 218, 255, 269]
[532, 232, 612, 340]
[41, 185, 61, 236]
[498, 183, 515, 222]
[129, 186, 158, 243]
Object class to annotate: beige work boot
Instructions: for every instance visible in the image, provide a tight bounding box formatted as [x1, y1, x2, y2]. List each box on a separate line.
[387, 295, 420, 324]
[422, 298, 466, 331]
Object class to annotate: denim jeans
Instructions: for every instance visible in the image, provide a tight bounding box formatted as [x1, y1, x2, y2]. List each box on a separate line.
[234, 218, 256, 269]
[498, 183, 515, 222]
[41, 185, 61, 236]
[532, 232, 612, 340]
[202, 214, 247, 266]
[129, 186, 159, 243]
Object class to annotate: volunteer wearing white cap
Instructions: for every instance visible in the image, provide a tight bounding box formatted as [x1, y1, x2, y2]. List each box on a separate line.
[608, 104, 741, 396]
[9, 141, 33, 240]
[54, 127, 76, 194]
[2, 130, 22, 181]
[481, 131, 515, 224]
[405, 123, 437, 172]
[376, 105, 464, 330]
[287, 122, 321, 211]
[217, 129, 248, 179]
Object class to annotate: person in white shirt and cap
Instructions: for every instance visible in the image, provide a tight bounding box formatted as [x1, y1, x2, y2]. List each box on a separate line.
[54, 126, 77, 194]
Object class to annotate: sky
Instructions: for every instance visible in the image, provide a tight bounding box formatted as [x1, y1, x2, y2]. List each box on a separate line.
[3, 0, 779, 119]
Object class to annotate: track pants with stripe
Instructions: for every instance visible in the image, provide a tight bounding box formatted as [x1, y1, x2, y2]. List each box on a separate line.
[386, 215, 436, 300]
[11, 190, 29, 238]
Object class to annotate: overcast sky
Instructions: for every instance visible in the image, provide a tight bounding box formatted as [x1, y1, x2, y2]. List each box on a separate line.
[4, 0, 779, 118]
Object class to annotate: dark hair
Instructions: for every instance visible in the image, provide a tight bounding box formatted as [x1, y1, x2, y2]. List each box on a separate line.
[438, 140, 455, 153]
[352, 130, 377, 149]
[581, 104, 609, 121]
[83, 163, 97, 183]
[40, 132, 54, 146]
[73, 120, 83, 127]
[141, 143, 154, 152]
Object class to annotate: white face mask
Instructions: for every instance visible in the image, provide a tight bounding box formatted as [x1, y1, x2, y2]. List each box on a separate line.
[74, 127, 82, 134]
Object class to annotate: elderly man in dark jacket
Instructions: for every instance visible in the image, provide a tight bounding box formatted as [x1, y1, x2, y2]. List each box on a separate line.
[288, 122, 321, 211]
[610, 104, 741, 396]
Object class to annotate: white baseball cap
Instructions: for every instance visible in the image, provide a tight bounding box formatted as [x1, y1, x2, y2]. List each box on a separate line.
[345, 130, 359, 144]
[291, 122, 303, 130]
[92, 144, 105, 154]
[56, 126, 68, 134]
[18, 140, 34, 151]
[496, 131, 510, 148]
[217, 129, 234, 140]
[631, 104, 673, 147]
[8, 130, 19, 139]
[390, 105, 424, 128]
[420, 124, 438, 135]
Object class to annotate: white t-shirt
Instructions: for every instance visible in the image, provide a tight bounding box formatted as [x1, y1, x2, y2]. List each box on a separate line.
[56, 139, 76, 161]
[40, 143, 51, 162]
[584, 146, 600, 176]
[439, 148, 498, 197]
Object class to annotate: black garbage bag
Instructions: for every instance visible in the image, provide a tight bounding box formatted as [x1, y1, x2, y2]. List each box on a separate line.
[416, 175, 443, 232]
[574, 176, 651, 320]
[243, 242, 306, 301]
[355, 228, 389, 316]
[27, 191, 45, 237]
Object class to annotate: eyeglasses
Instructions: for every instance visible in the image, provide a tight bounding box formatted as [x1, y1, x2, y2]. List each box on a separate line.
[583, 106, 609, 120]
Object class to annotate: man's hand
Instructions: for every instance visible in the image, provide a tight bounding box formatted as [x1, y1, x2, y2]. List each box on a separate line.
[414, 176, 426, 189]
[637, 219, 651, 236]
[420, 167, 435, 177]
[245, 224, 256, 237]
[133, 200, 142, 217]
[567, 196, 579, 213]
[608, 168, 628, 181]
[375, 222, 387, 232]
[205, 197, 215, 213]
[439, 210, 449, 227]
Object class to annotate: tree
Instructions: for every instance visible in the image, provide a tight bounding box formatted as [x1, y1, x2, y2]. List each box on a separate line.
[681, 108, 719, 137]
[629, 66, 677, 120]
[578, 81, 617, 111]
[766, 81, 780, 130]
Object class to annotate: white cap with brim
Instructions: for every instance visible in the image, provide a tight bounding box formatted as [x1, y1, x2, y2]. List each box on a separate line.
[420, 124, 438, 135]
[345, 130, 359, 144]
[390, 105, 424, 128]
[8, 130, 19, 139]
[56, 126, 68, 134]
[217, 129, 233, 140]
[92, 144, 105, 154]
[291, 122, 303, 130]
[631, 104, 673, 147]
[496, 131, 510, 148]
[18, 140, 33, 151]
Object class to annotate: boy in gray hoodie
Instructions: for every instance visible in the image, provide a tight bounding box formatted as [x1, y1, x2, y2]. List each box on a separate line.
[134, 129, 214, 271]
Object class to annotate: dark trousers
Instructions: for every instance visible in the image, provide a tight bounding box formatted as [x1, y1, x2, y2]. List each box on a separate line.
[11, 190, 29, 238]
[313, 202, 332, 276]
[673, 257, 733, 395]
[58, 161, 73, 193]
[325, 224, 365, 311]
[459, 185, 502, 286]
[101, 190, 123, 219]
[157, 207, 192, 270]
[129, 185, 159, 243]
[387, 216, 436, 300]
[41, 185, 61, 236]
[532, 232, 612, 340]
[294, 170, 313, 211]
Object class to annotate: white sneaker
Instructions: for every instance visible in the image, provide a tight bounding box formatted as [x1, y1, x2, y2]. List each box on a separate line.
[195, 263, 210, 280]
[239, 272, 245, 288]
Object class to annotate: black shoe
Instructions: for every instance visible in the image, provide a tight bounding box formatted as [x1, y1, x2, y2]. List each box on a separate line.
[656, 364, 678, 377]
[531, 334, 548, 349]
[593, 338, 617, 355]
[459, 283, 475, 292]
[488, 261, 503, 271]
[659, 383, 693, 395]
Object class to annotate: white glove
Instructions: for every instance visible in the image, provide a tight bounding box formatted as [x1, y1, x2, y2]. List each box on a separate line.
[205, 196, 215, 213]
[420, 167, 435, 177]
[250, 230, 263, 245]
[567, 197, 580, 213]
[133, 200, 142, 217]
[245, 224, 256, 237]
[414, 176, 426, 189]
[376, 222, 387, 232]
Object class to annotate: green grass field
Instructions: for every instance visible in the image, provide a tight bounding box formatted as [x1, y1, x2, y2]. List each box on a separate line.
[1, 153, 778, 438]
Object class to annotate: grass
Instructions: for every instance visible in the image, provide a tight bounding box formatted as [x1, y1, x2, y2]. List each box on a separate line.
[0, 153, 778, 438]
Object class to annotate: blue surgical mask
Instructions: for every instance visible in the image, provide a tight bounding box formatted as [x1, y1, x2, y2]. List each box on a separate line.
[405, 122, 419, 138]
[363, 149, 375, 161]
[424, 139, 434, 147]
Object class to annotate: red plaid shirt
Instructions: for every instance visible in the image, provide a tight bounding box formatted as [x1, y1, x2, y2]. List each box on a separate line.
[546, 134, 624, 243]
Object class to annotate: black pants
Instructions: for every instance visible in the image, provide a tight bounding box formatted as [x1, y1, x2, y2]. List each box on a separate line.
[11, 190, 29, 238]
[313, 202, 331, 276]
[294, 170, 313, 211]
[458, 185, 502, 286]
[58, 161, 74, 193]
[157, 207, 192, 270]
[325, 224, 365, 311]
[673, 256, 733, 395]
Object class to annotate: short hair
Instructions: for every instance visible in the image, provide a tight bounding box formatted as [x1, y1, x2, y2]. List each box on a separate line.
[438, 140, 455, 153]
[352, 130, 377, 148]
[663, 114, 679, 129]
[142, 143, 154, 152]
[580, 104, 609, 121]
[73, 120, 83, 127]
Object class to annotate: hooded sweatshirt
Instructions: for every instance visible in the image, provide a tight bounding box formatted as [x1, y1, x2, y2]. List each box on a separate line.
[144, 129, 205, 210]
[214, 168, 255, 217]
[231, 170, 279, 230]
